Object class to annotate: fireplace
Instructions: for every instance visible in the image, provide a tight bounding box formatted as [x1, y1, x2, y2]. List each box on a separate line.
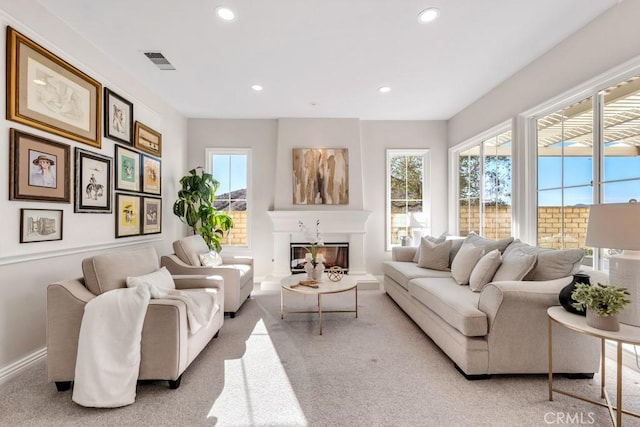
[290, 242, 349, 274]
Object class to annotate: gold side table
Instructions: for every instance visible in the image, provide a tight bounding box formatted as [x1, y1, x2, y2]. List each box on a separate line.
[547, 306, 640, 426]
[281, 274, 358, 335]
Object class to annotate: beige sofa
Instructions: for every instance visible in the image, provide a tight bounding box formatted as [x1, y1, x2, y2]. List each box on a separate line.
[383, 236, 600, 378]
[161, 235, 253, 318]
[47, 246, 224, 391]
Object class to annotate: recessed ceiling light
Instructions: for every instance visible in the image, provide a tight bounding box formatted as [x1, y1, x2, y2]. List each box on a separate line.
[378, 86, 391, 93]
[417, 8, 440, 24]
[251, 84, 263, 91]
[215, 6, 236, 21]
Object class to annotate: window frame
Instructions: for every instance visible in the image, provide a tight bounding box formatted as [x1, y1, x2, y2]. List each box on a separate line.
[385, 149, 430, 251]
[205, 147, 252, 251]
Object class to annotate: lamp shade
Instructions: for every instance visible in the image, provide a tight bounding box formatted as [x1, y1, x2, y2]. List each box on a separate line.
[585, 201, 640, 250]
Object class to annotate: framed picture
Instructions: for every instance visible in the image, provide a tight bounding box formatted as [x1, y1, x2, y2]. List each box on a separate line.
[75, 148, 112, 213]
[292, 148, 349, 205]
[20, 208, 63, 243]
[115, 145, 141, 192]
[142, 197, 162, 235]
[104, 87, 133, 145]
[9, 128, 70, 203]
[6, 27, 101, 148]
[134, 121, 162, 157]
[142, 154, 161, 195]
[115, 193, 141, 237]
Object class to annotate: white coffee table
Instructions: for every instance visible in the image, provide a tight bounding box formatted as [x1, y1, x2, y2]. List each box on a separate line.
[280, 274, 358, 335]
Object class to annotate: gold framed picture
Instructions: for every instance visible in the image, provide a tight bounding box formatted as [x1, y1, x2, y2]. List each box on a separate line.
[134, 121, 162, 157]
[9, 128, 70, 203]
[142, 154, 161, 195]
[6, 27, 102, 148]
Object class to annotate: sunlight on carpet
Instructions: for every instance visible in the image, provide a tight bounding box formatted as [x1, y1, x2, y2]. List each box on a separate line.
[208, 319, 308, 426]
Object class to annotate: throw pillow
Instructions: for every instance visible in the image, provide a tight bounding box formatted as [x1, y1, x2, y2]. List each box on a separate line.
[527, 248, 584, 281]
[417, 238, 452, 271]
[199, 251, 223, 267]
[469, 249, 502, 292]
[465, 232, 514, 254]
[126, 266, 175, 298]
[451, 243, 485, 285]
[412, 234, 447, 263]
[492, 249, 537, 282]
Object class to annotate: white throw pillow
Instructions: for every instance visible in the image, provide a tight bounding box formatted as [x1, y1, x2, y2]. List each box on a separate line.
[451, 243, 485, 285]
[126, 266, 175, 298]
[417, 238, 452, 271]
[199, 251, 223, 267]
[412, 234, 447, 263]
[469, 250, 502, 292]
[492, 249, 537, 282]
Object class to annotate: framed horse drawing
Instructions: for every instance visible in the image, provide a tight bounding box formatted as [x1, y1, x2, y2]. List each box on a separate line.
[74, 147, 112, 213]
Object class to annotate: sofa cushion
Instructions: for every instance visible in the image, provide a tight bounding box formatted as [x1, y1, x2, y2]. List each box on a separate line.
[492, 248, 536, 281]
[412, 234, 447, 263]
[451, 243, 485, 285]
[383, 261, 453, 290]
[173, 235, 209, 266]
[504, 242, 584, 281]
[469, 250, 502, 292]
[465, 233, 514, 253]
[417, 238, 452, 271]
[409, 277, 487, 337]
[82, 246, 160, 295]
[448, 237, 465, 267]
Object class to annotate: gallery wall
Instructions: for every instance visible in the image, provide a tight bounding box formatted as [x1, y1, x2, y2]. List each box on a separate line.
[0, 2, 188, 377]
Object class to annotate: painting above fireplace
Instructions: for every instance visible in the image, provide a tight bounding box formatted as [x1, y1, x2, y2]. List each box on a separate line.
[290, 242, 349, 274]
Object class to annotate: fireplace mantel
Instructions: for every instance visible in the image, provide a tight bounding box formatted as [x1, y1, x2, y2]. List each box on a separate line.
[267, 210, 372, 277]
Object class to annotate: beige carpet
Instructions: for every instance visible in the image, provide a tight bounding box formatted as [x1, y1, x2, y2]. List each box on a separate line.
[1, 288, 639, 426]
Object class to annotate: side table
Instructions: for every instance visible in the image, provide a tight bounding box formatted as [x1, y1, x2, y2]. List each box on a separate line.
[547, 306, 640, 426]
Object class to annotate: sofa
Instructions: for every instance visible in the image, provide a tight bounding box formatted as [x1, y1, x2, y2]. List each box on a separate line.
[47, 246, 224, 391]
[161, 235, 253, 317]
[383, 234, 600, 378]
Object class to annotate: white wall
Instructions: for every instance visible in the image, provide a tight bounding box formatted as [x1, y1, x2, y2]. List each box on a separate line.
[187, 118, 448, 277]
[361, 120, 448, 274]
[448, 0, 640, 146]
[187, 119, 278, 279]
[0, 2, 187, 375]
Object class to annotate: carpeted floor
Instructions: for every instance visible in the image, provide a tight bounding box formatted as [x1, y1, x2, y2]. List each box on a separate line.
[1, 288, 639, 426]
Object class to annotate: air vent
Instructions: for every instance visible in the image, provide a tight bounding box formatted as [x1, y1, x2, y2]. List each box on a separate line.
[143, 51, 176, 70]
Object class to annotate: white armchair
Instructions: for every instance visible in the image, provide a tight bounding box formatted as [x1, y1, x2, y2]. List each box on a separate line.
[161, 235, 253, 318]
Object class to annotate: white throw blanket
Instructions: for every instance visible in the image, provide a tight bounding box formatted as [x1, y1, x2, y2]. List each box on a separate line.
[72, 286, 218, 408]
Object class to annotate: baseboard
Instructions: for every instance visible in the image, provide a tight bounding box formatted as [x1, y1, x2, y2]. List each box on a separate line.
[0, 347, 46, 385]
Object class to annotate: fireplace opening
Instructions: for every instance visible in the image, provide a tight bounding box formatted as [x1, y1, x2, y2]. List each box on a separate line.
[290, 242, 349, 274]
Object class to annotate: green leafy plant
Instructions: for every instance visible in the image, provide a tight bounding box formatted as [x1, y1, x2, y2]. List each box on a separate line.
[571, 283, 631, 317]
[172, 167, 233, 253]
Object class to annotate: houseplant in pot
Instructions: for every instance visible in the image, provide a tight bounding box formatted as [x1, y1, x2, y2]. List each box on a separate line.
[173, 167, 233, 253]
[571, 283, 631, 331]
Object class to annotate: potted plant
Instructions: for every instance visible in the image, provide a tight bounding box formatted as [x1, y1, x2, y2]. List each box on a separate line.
[571, 283, 631, 331]
[172, 167, 233, 253]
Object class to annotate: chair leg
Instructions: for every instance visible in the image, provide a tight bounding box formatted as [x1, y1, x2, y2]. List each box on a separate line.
[214, 331, 220, 339]
[168, 374, 182, 389]
[55, 381, 72, 392]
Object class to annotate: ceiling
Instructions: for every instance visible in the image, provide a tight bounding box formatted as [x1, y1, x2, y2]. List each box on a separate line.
[39, 0, 618, 120]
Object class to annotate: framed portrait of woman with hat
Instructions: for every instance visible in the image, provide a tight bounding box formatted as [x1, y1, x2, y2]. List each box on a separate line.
[9, 128, 70, 203]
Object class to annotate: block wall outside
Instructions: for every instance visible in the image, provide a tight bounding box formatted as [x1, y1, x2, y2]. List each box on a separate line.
[226, 211, 247, 246]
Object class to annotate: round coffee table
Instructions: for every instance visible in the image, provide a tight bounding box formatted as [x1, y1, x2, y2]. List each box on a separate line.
[280, 274, 358, 335]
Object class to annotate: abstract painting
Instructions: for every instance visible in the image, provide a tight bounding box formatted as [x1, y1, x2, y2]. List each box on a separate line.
[292, 148, 348, 205]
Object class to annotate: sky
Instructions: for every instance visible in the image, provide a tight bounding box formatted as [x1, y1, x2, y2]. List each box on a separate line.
[211, 154, 247, 195]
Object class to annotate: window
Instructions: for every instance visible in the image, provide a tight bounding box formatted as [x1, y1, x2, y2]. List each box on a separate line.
[534, 76, 640, 267]
[456, 129, 512, 239]
[386, 150, 429, 250]
[206, 148, 251, 248]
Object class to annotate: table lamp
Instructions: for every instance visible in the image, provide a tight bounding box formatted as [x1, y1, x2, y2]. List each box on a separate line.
[409, 213, 428, 246]
[585, 200, 640, 326]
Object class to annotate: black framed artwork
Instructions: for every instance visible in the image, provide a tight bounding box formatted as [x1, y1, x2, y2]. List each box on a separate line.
[104, 87, 134, 145]
[75, 147, 112, 213]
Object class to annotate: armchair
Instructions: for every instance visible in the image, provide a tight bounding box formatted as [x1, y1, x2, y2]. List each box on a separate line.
[46, 246, 224, 391]
[161, 235, 253, 318]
